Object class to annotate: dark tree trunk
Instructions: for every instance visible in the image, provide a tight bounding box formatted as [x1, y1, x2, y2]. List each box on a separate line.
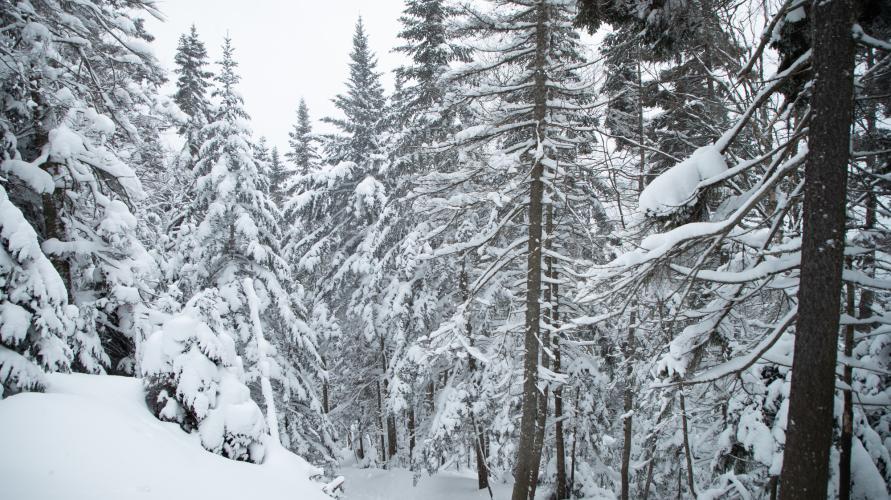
[511, 3, 549, 499]
[387, 415, 397, 459]
[462, 255, 489, 491]
[679, 391, 696, 497]
[620, 309, 636, 500]
[840, 276, 855, 500]
[321, 354, 330, 414]
[408, 407, 416, 465]
[554, 338, 567, 499]
[357, 419, 365, 460]
[569, 388, 579, 495]
[778, 0, 855, 496]
[376, 381, 386, 464]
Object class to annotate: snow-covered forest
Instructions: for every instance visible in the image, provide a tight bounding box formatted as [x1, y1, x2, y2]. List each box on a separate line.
[0, 0, 889, 499]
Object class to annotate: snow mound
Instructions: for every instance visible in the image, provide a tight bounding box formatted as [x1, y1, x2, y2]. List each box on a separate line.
[0, 373, 329, 500]
[638, 145, 727, 218]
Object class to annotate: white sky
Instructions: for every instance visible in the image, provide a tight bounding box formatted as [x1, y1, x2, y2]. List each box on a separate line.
[145, 1, 408, 153]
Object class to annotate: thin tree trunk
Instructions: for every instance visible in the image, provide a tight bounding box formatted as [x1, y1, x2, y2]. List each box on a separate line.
[858, 48, 877, 326]
[357, 419, 365, 461]
[321, 354, 330, 414]
[840, 273, 855, 500]
[623, 46, 646, 500]
[778, 0, 855, 496]
[511, 2, 549, 499]
[408, 407, 416, 466]
[463, 255, 489, 491]
[376, 380, 386, 464]
[377, 332, 397, 461]
[620, 309, 636, 500]
[569, 388, 579, 495]
[679, 391, 696, 497]
[554, 338, 567, 499]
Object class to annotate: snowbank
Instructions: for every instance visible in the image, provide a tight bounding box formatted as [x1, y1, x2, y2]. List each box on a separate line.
[0, 373, 330, 500]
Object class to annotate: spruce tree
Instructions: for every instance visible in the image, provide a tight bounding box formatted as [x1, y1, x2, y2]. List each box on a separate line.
[157, 36, 332, 464]
[0, 184, 74, 396]
[0, 0, 165, 379]
[286, 99, 321, 176]
[321, 17, 388, 168]
[173, 25, 214, 157]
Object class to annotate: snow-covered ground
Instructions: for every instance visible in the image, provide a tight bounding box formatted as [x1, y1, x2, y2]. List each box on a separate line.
[0, 373, 330, 500]
[338, 464, 514, 500]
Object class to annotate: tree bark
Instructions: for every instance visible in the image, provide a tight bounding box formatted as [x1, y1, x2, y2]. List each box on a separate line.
[778, 0, 855, 496]
[321, 354, 330, 414]
[679, 391, 696, 497]
[554, 338, 567, 499]
[408, 407, 416, 466]
[511, 2, 549, 499]
[357, 419, 365, 461]
[840, 274, 855, 500]
[463, 255, 489, 491]
[376, 381, 386, 464]
[620, 309, 636, 500]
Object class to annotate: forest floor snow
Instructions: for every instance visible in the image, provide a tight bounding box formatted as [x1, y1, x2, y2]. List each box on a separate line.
[0, 373, 330, 500]
[338, 463, 515, 500]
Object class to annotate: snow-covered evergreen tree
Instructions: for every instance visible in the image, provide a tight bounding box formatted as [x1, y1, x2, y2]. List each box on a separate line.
[286, 99, 321, 176]
[321, 18, 388, 168]
[142, 290, 267, 463]
[173, 24, 214, 157]
[158, 36, 333, 464]
[0, 0, 165, 377]
[0, 185, 74, 397]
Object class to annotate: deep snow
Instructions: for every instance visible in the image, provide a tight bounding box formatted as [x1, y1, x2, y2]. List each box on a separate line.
[0, 373, 330, 500]
[338, 464, 514, 500]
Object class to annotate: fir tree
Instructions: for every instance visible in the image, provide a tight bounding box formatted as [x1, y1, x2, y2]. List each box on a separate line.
[322, 17, 388, 169]
[0, 0, 165, 378]
[173, 24, 214, 157]
[159, 36, 333, 464]
[287, 99, 321, 176]
[0, 185, 74, 397]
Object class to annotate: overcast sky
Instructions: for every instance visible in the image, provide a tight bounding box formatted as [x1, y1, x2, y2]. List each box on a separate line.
[145, 1, 408, 153]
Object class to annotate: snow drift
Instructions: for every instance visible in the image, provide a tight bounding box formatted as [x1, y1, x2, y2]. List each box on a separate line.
[0, 373, 330, 500]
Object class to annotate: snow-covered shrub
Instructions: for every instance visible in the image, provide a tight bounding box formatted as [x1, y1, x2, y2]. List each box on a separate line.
[141, 289, 267, 463]
[0, 185, 75, 397]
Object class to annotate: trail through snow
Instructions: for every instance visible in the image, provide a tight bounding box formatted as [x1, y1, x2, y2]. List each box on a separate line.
[339, 464, 514, 500]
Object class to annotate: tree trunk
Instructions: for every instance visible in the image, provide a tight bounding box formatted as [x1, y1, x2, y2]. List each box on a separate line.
[377, 333, 397, 461]
[408, 407, 416, 466]
[38, 160, 72, 304]
[554, 338, 567, 499]
[622, 45, 646, 500]
[357, 419, 365, 460]
[529, 203, 555, 499]
[840, 274, 855, 500]
[387, 415, 397, 460]
[511, 2, 549, 499]
[376, 381, 386, 464]
[461, 254, 490, 491]
[778, 0, 855, 496]
[569, 387, 579, 495]
[679, 391, 696, 497]
[620, 309, 636, 500]
[321, 354, 330, 414]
